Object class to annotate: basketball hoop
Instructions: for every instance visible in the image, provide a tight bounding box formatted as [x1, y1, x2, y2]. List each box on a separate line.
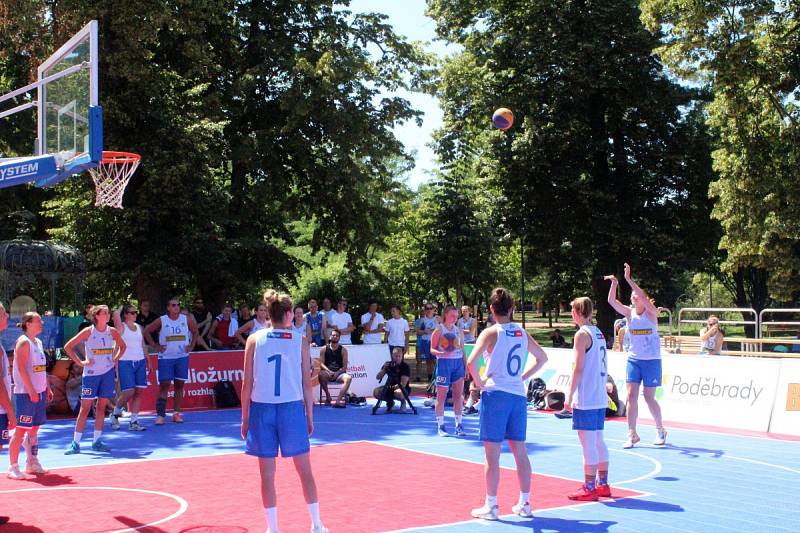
[88, 151, 141, 208]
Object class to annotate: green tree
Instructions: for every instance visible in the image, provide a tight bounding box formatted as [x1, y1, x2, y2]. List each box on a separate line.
[428, 0, 718, 336]
[641, 0, 800, 308]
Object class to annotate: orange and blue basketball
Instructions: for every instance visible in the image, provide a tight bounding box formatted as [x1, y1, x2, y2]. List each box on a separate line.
[492, 107, 514, 130]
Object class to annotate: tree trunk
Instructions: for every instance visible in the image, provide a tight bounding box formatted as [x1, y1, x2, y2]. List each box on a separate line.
[134, 273, 169, 313]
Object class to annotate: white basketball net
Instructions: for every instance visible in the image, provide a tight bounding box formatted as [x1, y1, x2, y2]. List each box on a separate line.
[88, 152, 140, 209]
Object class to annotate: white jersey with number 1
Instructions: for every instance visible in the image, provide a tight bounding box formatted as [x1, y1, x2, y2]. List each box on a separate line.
[483, 323, 527, 398]
[251, 328, 304, 404]
[84, 325, 115, 376]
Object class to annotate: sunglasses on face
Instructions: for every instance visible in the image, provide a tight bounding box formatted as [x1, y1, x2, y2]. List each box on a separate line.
[169, 303, 180, 307]
[126, 310, 137, 315]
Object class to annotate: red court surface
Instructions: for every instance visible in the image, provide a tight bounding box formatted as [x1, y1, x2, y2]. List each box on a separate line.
[0, 442, 644, 532]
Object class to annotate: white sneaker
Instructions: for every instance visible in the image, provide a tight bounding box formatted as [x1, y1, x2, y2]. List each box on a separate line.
[25, 458, 48, 475]
[512, 501, 533, 518]
[110, 413, 120, 430]
[654, 428, 668, 446]
[7, 465, 26, 480]
[470, 504, 499, 520]
[623, 432, 640, 449]
[310, 526, 329, 533]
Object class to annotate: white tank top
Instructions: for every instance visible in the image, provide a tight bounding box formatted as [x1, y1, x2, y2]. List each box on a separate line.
[251, 328, 304, 404]
[457, 317, 475, 343]
[251, 318, 269, 333]
[84, 325, 115, 376]
[701, 332, 720, 352]
[572, 325, 608, 410]
[0, 346, 11, 414]
[626, 309, 661, 360]
[435, 323, 463, 359]
[483, 323, 527, 397]
[292, 320, 307, 338]
[158, 313, 190, 359]
[13, 335, 48, 394]
[120, 323, 145, 361]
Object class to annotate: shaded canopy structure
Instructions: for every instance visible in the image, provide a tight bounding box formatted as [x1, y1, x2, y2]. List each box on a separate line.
[0, 211, 85, 314]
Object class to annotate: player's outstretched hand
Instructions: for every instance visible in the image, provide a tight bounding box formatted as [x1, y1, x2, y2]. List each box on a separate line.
[240, 419, 248, 440]
[604, 275, 617, 282]
[624, 263, 632, 280]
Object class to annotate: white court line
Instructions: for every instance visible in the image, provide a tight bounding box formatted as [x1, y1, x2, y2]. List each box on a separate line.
[371, 440, 663, 486]
[724, 454, 800, 476]
[0, 486, 188, 532]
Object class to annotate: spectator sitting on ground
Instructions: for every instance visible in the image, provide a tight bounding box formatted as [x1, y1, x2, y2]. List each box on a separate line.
[65, 362, 83, 416]
[374, 347, 411, 413]
[361, 300, 386, 344]
[550, 328, 568, 348]
[699, 315, 724, 355]
[318, 328, 352, 407]
[209, 304, 241, 349]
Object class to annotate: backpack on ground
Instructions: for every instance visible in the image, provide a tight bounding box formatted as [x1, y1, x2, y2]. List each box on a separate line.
[213, 380, 240, 408]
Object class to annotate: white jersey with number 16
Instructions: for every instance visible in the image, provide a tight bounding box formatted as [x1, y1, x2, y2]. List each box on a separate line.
[251, 328, 304, 404]
[483, 323, 527, 398]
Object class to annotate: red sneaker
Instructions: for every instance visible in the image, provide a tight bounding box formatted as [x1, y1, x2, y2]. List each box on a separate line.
[567, 484, 598, 501]
[596, 483, 612, 498]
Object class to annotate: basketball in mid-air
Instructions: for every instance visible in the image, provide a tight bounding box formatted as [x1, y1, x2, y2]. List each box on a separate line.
[492, 107, 514, 130]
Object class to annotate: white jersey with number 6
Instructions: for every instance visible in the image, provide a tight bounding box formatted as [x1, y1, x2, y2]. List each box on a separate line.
[484, 323, 527, 398]
[573, 325, 608, 410]
[251, 327, 304, 404]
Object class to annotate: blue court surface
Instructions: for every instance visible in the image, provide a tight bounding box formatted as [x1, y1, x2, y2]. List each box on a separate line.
[9, 401, 800, 532]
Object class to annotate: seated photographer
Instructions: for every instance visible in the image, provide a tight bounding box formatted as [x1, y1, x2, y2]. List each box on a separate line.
[373, 347, 411, 413]
[318, 328, 352, 408]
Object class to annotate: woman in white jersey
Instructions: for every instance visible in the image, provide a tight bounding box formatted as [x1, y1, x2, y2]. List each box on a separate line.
[8, 313, 52, 480]
[292, 305, 311, 339]
[605, 263, 667, 448]
[0, 303, 15, 458]
[110, 305, 153, 431]
[236, 303, 270, 346]
[64, 305, 127, 455]
[699, 315, 724, 355]
[564, 297, 612, 501]
[467, 288, 548, 521]
[241, 290, 327, 533]
[430, 305, 467, 437]
[144, 298, 199, 425]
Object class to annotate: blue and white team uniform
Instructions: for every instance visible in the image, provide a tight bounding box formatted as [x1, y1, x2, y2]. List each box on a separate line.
[0, 344, 11, 444]
[434, 323, 465, 387]
[416, 316, 438, 361]
[625, 310, 661, 387]
[82, 326, 117, 399]
[13, 335, 48, 428]
[158, 313, 191, 382]
[304, 312, 323, 346]
[118, 323, 147, 391]
[571, 325, 608, 431]
[245, 327, 309, 458]
[479, 323, 528, 442]
[457, 316, 476, 344]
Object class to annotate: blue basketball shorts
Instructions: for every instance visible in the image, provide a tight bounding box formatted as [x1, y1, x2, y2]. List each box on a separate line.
[435, 358, 465, 388]
[14, 392, 47, 428]
[245, 400, 310, 458]
[479, 390, 527, 442]
[626, 357, 662, 388]
[81, 368, 116, 399]
[0, 413, 9, 445]
[118, 359, 148, 391]
[158, 356, 189, 382]
[572, 408, 606, 431]
[417, 338, 433, 361]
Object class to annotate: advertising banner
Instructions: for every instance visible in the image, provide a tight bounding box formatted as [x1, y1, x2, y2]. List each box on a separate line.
[534, 348, 782, 432]
[768, 358, 800, 436]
